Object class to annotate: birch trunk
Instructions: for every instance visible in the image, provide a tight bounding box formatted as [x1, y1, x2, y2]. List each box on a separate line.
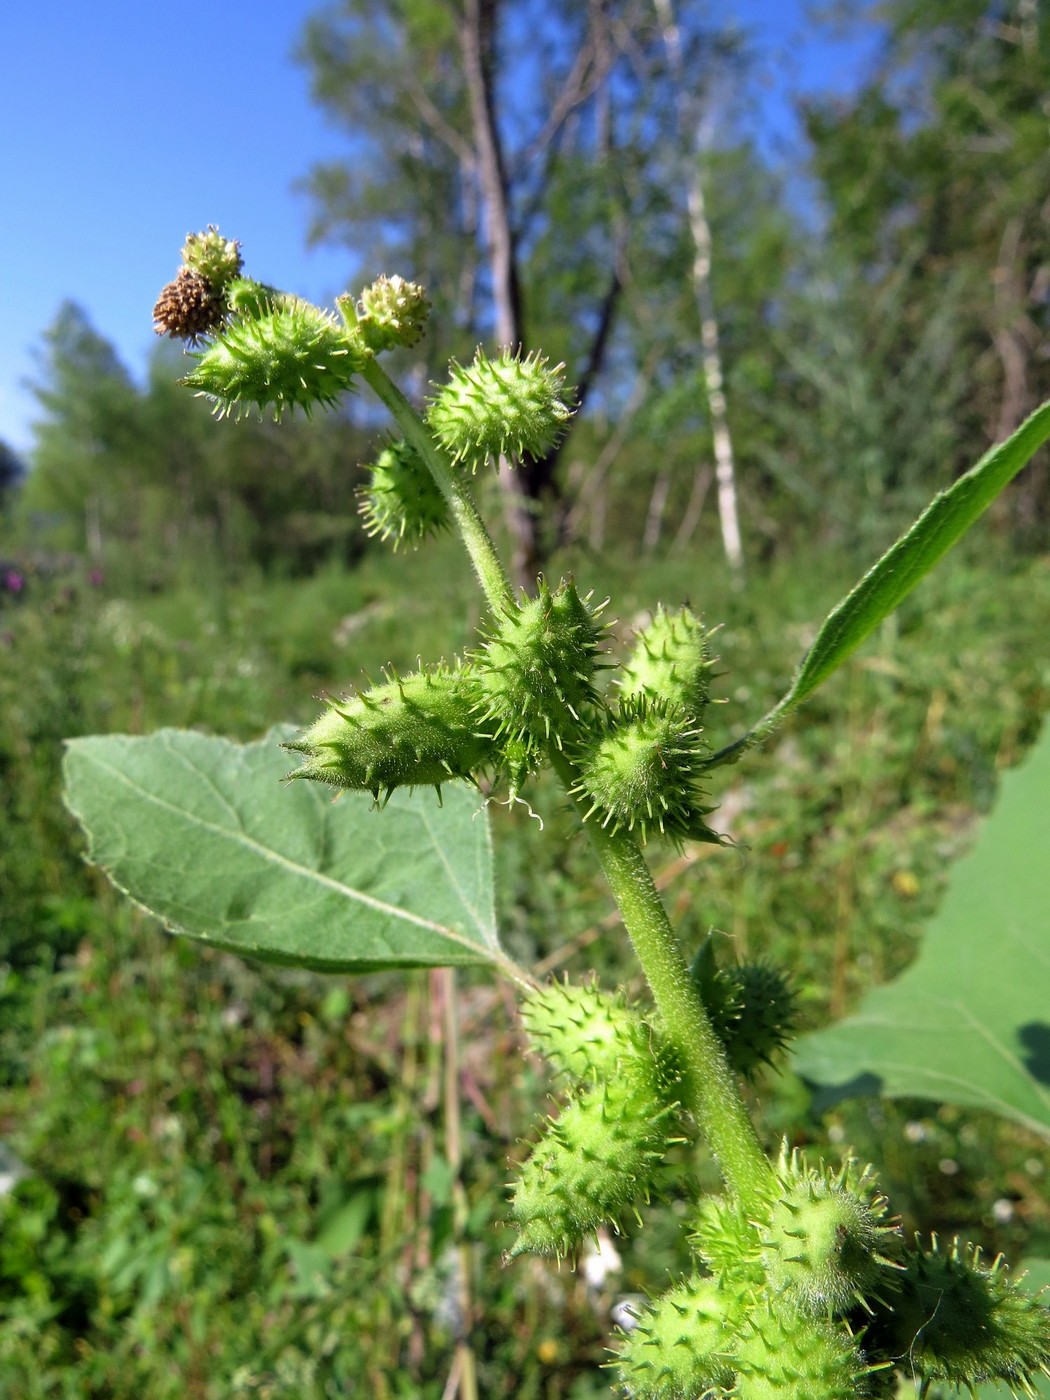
[654, 0, 745, 574]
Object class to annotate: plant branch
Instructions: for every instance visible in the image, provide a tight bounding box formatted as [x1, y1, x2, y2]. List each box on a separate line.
[361, 358, 514, 616]
[550, 751, 774, 1213]
[516, 9, 621, 171]
[440, 969, 479, 1400]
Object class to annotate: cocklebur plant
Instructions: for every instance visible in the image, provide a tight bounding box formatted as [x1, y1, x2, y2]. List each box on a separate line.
[73, 230, 1050, 1396]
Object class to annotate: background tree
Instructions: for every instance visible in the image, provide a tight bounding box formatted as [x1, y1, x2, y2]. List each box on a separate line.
[0, 441, 24, 520]
[653, 0, 744, 572]
[20, 305, 372, 578]
[297, 0, 757, 579]
[23, 302, 148, 563]
[568, 128, 793, 561]
[804, 0, 1050, 534]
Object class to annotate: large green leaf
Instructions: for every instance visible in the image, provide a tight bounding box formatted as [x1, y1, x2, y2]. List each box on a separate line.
[63, 727, 520, 978]
[794, 724, 1050, 1139]
[710, 398, 1050, 763]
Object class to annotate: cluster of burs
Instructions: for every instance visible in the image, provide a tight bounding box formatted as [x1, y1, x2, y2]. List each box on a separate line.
[155, 238, 726, 828]
[156, 231, 1050, 1399]
[155, 232, 674, 822]
[153, 226, 433, 410]
[517, 976, 1050, 1400]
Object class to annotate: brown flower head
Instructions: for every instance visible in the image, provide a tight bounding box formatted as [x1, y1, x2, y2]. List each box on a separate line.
[152, 267, 225, 342]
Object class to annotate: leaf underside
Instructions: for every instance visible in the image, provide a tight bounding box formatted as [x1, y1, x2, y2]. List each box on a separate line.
[794, 723, 1050, 1141]
[62, 726, 506, 974]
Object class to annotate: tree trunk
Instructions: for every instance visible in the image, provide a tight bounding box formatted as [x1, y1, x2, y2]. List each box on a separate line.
[459, 0, 627, 586]
[654, 0, 745, 576]
[460, 0, 537, 586]
[643, 468, 672, 554]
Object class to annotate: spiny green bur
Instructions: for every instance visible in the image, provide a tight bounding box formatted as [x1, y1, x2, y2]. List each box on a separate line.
[691, 936, 798, 1078]
[184, 302, 368, 420]
[619, 605, 717, 721]
[476, 578, 606, 757]
[224, 277, 299, 320]
[427, 347, 574, 470]
[358, 438, 450, 549]
[616, 1276, 746, 1399]
[731, 1299, 876, 1399]
[872, 1236, 1050, 1394]
[692, 1195, 764, 1286]
[285, 665, 498, 799]
[572, 699, 717, 845]
[520, 981, 655, 1083]
[759, 1148, 902, 1317]
[509, 1071, 680, 1258]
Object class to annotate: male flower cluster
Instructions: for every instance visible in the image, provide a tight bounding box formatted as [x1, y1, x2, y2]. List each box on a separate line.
[151, 230, 431, 421]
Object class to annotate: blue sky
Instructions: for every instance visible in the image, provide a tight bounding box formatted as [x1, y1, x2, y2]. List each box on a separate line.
[0, 1, 880, 457]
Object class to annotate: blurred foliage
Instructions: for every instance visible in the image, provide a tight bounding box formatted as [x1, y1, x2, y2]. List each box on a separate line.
[804, 0, 1050, 535]
[17, 303, 374, 584]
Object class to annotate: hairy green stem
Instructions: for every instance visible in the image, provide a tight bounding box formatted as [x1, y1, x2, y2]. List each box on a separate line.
[362, 359, 515, 616]
[586, 843, 773, 1208]
[551, 756, 773, 1212]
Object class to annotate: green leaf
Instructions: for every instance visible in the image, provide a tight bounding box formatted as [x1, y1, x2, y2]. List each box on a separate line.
[314, 1191, 374, 1258]
[63, 726, 519, 977]
[794, 724, 1050, 1139]
[711, 398, 1050, 762]
[284, 1239, 335, 1300]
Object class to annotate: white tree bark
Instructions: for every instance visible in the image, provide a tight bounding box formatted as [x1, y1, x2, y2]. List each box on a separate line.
[654, 0, 745, 574]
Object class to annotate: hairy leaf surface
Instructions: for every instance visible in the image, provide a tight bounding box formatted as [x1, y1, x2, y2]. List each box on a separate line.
[63, 726, 511, 975]
[794, 724, 1050, 1139]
